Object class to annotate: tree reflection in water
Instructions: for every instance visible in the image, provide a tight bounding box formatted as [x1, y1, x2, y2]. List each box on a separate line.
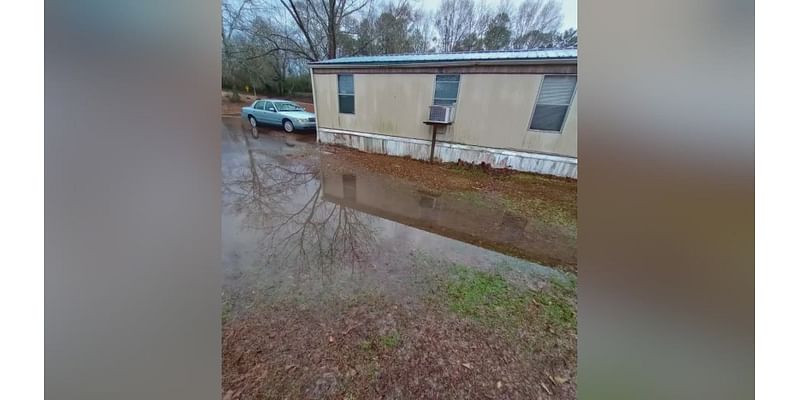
[223, 131, 377, 284]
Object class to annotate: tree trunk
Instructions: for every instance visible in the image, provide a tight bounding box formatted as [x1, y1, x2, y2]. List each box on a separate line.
[327, 0, 337, 59]
[328, 34, 336, 59]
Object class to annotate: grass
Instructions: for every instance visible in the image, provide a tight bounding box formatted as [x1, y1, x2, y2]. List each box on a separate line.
[359, 339, 377, 354]
[358, 330, 401, 357]
[439, 265, 577, 331]
[441, 265, 531, 327]
[532, 274, 577, 329]
[454, 190, 497, 208]
[499, 195, 576, 229]
[379, 331, 401, 349]
[449, 162, 576, 229]
[452, 188, 576, 231]
[445, 163, 487, 179]
[222, 295, 235, 324]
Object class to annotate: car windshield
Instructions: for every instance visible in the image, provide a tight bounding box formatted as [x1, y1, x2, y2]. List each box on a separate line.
[275, 102, 303, 112]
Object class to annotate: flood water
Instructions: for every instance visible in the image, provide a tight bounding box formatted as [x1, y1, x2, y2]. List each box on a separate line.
[221, 117, 569, 316]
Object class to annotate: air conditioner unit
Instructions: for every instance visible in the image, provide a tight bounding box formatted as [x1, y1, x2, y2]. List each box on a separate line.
[428, 105, 455, 123]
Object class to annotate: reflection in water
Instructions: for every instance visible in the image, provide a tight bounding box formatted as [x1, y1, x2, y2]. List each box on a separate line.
[318, 153, 574, 268]
[342, 174, 357, 201]
[221, 117, 569, 315]
[223, 133, 376, 277]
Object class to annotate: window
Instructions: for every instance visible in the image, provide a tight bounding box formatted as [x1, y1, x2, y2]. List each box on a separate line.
[265, 101, 276, 112]
[338, 74, 355, 114]
[275, 102, 303, 112]
[529, 75, 576, 132]
[433, 75, 460, 105]
[254, 100, 265, 110]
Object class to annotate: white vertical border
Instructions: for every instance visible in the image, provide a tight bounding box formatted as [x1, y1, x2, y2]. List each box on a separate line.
[309, 66, 319, 142]
[757, 1, 799, 399]
[0, 0, 44, 398]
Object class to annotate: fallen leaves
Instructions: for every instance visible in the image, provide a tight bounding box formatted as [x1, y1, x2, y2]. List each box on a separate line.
[223, 295, 576, 399]
[548, 374, 569, 385]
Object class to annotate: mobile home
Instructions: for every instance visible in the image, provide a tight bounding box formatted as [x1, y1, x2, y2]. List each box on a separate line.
[309, 49, 577, 178]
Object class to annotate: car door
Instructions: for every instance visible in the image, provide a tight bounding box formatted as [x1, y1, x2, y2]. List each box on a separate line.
[252, 100, 266, 121]
[264, 101, 278, 124]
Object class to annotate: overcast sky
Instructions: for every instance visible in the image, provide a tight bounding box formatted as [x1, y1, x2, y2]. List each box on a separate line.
[418, 0, 577, 30]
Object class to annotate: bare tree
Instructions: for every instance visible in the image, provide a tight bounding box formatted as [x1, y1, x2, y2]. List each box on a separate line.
[338, 0, 433, 56]
[222, 0, 257, 56]
[277, 0, 373, 60]
[413, 10, 436, 53]
[222, 0, 260, 89]
[434, 0, 476, 52]
[221, 0, 573, 95]
[482, 12, 512, 50]
[511, 0, 563, 48]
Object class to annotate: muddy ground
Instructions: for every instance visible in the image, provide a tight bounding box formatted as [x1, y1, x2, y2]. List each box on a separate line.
[221, 117, 577, 399]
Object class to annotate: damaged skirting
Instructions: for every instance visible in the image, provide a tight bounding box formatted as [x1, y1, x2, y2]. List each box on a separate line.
[317, 128, 578, 179]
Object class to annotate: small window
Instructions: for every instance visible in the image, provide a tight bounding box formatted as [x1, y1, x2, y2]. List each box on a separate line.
[254, 100, 265, 110]
[530, 75, 576, 132]
[433, 75, 460, 105]
[265, 102, 276, 112]
[338, 74, 355, 114]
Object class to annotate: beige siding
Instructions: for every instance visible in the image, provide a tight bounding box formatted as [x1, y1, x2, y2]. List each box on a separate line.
[312, 71, 577, 158]
[313, 73, 433, 140]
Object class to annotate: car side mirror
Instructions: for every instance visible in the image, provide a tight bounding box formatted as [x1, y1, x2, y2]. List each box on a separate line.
[267, 107, 275, 112]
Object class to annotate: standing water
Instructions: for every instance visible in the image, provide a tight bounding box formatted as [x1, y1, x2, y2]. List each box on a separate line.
[221, 117, 577, 399]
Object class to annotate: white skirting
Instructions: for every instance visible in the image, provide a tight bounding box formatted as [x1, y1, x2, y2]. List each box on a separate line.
[317, 128, 578, 179]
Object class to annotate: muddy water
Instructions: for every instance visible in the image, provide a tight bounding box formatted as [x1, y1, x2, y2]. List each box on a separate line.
[221, 117, 568, 317]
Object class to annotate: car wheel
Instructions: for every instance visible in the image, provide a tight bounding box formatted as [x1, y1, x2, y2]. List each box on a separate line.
[283, 119, 294, 133]
[248, 116, 257, 128]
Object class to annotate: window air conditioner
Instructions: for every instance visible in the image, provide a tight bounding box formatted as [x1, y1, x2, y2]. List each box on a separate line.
[428, 105, 455, 123]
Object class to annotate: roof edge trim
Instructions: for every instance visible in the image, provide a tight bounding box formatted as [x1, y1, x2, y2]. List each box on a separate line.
[309, 57, 577, 69]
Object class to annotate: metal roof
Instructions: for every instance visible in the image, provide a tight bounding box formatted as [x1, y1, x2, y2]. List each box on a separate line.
[309, 49, 577, 67]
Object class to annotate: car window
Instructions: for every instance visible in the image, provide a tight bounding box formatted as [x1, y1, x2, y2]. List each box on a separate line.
[265, 102, 276, 111]
[253, 101, 265, 110]
[275, 102, 303, 112]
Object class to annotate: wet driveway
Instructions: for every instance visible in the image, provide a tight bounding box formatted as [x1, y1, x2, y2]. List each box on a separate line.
[221, 117, 577, 399]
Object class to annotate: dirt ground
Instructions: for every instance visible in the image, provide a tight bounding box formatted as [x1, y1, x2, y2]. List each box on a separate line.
[222, 90, 315, 115]
[224, 304, 575, 400]
[223, 264, 577, 400]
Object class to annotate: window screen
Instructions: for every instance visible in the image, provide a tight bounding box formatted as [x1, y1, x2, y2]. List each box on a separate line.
[338, 74, 355, 114]
[530, 75, 576, 132]
[433, 75, 460, 105]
